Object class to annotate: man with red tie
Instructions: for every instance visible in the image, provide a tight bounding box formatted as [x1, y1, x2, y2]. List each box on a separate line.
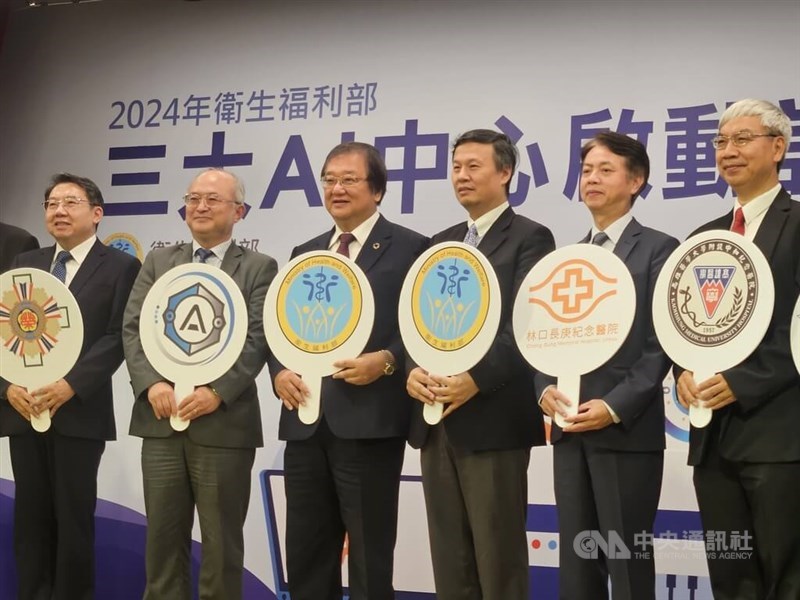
[268, 142, 428, 599]
[676, 99, 800, 600]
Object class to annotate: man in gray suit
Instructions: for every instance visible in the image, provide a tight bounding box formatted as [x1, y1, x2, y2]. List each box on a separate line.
[123, 168, 278, 599]
[538, 132, 678, 600]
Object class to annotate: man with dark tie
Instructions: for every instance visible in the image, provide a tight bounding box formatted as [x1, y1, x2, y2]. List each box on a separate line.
[268, 141, 428, 600]
[0, 173, 140, 600]
[0, 222, 39, 272]
[122, 167, 278, 599]
[406, 129, 555, 600]
[538, 132, 678, 600]
[675, 99, 800, 600]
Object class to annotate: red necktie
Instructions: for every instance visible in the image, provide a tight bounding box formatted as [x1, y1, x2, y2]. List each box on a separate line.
[336, 232, 355, 258]
[730, 208, 745, 235]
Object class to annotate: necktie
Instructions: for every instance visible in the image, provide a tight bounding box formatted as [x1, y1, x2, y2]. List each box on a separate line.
[463, 224, 480, 247]
[51, 250, 71, 283]
[195, 248, 215, 263]
[730, 207, 745, 235]
[591, 231, 610, 246]
[336, 232, 356, 258]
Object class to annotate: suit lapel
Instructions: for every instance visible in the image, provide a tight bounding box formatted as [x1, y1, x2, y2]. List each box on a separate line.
[69, 239, 104, 296]
[477, 207, 514, 257]
[752, 188, 791, 260]
[172, 243, 194, 267]
[613, 218, 642, 263]
[356, 214, 391, 272]
[309, 229, 334, 252]
[220, 243, 243, 278]
[31, 246, 55, 271]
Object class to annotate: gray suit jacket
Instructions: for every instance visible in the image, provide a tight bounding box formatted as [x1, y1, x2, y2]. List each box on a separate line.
[123, 242, 277, 448]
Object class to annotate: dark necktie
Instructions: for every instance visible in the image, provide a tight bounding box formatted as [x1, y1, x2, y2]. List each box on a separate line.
[591, 231, 610, 246]
[336, 232, 356, 258]
[51, 250, 72, 283]
[195, 248, 215, 263]
[730, 207, 745, 235]
[463, 224, 480, 247]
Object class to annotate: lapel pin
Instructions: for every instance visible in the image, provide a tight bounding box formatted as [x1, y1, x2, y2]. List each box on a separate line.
[373, 242, 380, 250]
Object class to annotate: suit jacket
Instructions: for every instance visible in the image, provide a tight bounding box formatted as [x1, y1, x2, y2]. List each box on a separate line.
[123, 241, 277, 449]
[408, 207, 555, 452]
[0, 239, 141, 440]
[536, 218, 679, 451]
[268, 214, 428, 441]
[0, 222, 39, 273]
[681, 188, 800, 465]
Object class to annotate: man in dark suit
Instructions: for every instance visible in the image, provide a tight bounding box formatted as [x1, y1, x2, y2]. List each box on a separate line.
[537, 132, 678, 600]
[0, 173, 140, 600]
[268, 142, 427, 600]
[675, 99, 800, 600]
[122, 168, 277, 599]
[406, 129, 554, 600]
[0, 222, 39, 272]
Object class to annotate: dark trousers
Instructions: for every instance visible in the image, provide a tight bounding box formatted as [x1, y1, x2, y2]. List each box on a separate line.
[693, 442, 800, 600]
[9, 431, 105, 600]
[140, 435, 255, 600]
[420, 422, 530, 600]
[554, 434, 663, 600]
[284, 418, 405, 600]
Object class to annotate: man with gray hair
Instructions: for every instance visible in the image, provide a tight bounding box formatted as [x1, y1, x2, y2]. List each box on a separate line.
[675, 99, 800, 599]
[123, 168, 278, 599]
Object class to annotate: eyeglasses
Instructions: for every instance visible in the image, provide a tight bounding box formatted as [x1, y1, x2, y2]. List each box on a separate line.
[710, 131, 779, 150]
[183, 193, 239, 208]
[320, 176, 366, 189]
[43, 196, 92, 211]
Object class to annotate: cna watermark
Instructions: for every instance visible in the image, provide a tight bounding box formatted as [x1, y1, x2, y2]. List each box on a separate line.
[573, 529, 754, 560]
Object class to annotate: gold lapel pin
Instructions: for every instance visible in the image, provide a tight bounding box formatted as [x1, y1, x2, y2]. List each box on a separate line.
[373, 242, 381, 250]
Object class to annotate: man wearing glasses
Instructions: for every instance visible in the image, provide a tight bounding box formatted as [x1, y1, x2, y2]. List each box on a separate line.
[675, 99, 800, 599]
[0, 173, 140, 599]
[123, 167, 278, 599]
[268, 142, 427, 599]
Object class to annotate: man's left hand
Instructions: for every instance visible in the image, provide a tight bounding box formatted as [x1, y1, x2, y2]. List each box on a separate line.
[428, 372, 479, 418]
[332, 351, 386, 386]
[177, 385, 222, 421]
[31, 379, 75, 417]
[562, 399, 614, 432]
[697, 373, 737, 410]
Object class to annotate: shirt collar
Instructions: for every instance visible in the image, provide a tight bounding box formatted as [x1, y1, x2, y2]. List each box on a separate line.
[54, 234, 96, 266]
[329, 210, 381, 250]
[192, 238, 233, 260]
[591, 212, 632, 245]
[467, 201, 509, 239]
[735, 182, 780, 225]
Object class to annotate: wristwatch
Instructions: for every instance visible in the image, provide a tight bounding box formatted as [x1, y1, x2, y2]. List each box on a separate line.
[382, 350, 396, 376]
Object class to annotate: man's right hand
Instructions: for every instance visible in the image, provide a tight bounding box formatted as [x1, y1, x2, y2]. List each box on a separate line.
[6, 384, 42, 421]
[407, 367, 437, 406]
[275, 369, 309, 410]
[147, 381, 177, 420]
[539, 385, 572, 420]
[675, 371, 699, 409]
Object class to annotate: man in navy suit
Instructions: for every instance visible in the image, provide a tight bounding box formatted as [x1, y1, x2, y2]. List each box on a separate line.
[268, 142, 428, 600]
[406, 129, 555, 600]
[537, 132, 678, 600]
[0, 173, 140, 600]
[675, 99, 800, 600]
